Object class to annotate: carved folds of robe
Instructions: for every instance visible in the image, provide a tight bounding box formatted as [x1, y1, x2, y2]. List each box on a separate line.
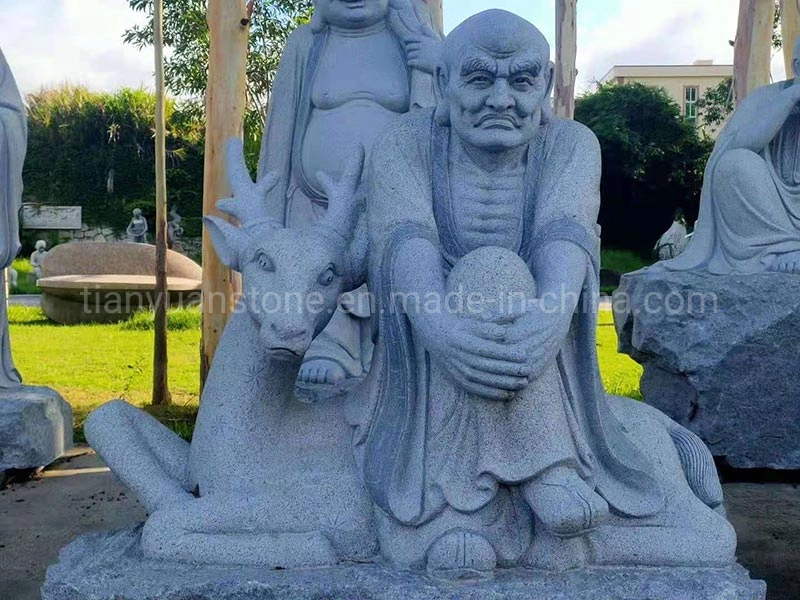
[350, 110, 663, 527]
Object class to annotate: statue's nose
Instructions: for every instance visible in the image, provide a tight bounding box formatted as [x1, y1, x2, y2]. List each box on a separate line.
[270, 321, 308, 341]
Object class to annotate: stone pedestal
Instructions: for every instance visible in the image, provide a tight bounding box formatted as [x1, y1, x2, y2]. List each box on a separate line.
[614, 269, 800, 469]
[0, 385, 72, 471]
[42, 527, 765, 600]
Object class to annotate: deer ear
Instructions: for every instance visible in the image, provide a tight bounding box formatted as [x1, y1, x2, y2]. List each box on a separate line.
[203, 216, 241, 271]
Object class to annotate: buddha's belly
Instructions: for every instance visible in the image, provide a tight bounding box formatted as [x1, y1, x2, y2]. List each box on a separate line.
[301, 101, 401, 195]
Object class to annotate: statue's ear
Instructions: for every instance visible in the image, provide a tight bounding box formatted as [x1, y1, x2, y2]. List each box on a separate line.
[203, 216, 241, 272]
[310, 1, 325, 33]
[434, 65, 450, 126]
[544, 60, 556, 104]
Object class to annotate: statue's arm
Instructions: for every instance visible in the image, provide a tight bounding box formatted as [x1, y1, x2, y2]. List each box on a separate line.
[724, 83, 800, 152]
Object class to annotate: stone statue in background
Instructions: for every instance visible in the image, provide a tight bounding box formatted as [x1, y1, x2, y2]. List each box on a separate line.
[30, 239, 48, 279]
[167, 206, 183, 250]
[654, 214, 689, 261]
[658, 35, 800, 274]
[257, 0, 441, 386]
[0, 47, 26, 388]
[353, 10, 738, 577]
[126, 208, 148, 243]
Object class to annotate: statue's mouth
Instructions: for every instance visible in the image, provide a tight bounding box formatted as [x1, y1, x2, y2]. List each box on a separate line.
[341, 0, 367, 8]
[267, 347, 304, 360]
[476, 114, 519, 130]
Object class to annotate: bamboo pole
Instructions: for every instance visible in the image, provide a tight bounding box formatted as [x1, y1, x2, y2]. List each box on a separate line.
[734, 0, 776, 104]
[152, 0, 171, 406]
[201, 0, 250, 385]
[781, 0, 800, 77]
[554, 0, 578, 119]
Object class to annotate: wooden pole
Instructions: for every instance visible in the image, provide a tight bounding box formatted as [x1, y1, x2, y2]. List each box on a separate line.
[781, 0, 800, 77]
[734, 0, 776, 104]
[554, 0, 578, 119]
[201, 0, 250, 385]
[424, 0, 443, 34]
[152, 0, 171, 406]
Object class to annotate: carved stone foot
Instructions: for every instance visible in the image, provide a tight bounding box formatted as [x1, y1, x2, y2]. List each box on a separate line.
[426, 529, 497, 580]
[768, 251, 800, 274]
[298, 359, 347, 385]
[523, 466, 609, 537]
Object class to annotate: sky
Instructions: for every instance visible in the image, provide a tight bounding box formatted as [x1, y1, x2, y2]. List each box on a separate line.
[0, 0, 789, 96]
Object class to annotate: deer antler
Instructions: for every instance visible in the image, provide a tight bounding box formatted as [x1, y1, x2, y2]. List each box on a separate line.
[315, 145, 366, 242]
[217, 138, 281, 228]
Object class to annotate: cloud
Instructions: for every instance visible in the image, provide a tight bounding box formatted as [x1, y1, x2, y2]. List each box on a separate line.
[0, 0, 153, 94]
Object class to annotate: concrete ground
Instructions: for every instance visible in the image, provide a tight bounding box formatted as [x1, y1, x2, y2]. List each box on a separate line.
[0, 448, 797, 600]
[8, 295, 41, 307]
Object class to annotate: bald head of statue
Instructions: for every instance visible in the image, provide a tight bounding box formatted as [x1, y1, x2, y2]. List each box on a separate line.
[434, 10, 554, 153]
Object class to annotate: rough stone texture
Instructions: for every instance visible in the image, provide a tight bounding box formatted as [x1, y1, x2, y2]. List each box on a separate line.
[614, 268, 800, 469]
[42, 526, 765, 600]
[0, 385, 73, 471]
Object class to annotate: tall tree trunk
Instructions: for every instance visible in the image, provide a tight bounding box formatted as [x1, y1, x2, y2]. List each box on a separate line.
[424, 0, 443, 34]
[734, 0, 776, 104]
[781, 0, 800, 78]
[554, 0, 578, 119]
[201, 0, 250, 386]
[152, 0, 171, 406]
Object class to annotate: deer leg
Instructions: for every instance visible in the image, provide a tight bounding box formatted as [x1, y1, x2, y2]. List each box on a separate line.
[141, 494, 336, 568]
[84, 399, 193, 513]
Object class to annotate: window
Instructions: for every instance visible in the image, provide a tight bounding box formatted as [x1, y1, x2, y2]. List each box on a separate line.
[684, 86, 699, 125]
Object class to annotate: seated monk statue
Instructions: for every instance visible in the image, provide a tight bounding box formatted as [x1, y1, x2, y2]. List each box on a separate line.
[659, 35, 800, 274]
[351, 9, 736, 577]
[257, 0, 441, 386]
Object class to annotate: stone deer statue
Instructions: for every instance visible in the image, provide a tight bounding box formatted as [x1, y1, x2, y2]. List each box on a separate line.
[85, 140, 376, 568]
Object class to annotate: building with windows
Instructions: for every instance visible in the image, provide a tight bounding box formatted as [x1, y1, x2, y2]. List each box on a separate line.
[599, 60, 733, 137]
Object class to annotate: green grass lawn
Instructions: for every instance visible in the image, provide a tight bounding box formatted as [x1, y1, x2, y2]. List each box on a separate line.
[8, 306, 642, 442]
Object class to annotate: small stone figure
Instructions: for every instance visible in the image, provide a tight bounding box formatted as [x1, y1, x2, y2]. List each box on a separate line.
[654, 214, 689, 261]
[7, 266, 17, 290]
[126, 208, 148, 244]
[659, 35, 800, 274]
[30, 239, 48, 279]
[167, 207, 183, 250]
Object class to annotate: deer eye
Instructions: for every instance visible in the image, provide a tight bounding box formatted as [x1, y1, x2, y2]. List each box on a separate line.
[254, 250, 275, 272]
[318, 264, 338, 287]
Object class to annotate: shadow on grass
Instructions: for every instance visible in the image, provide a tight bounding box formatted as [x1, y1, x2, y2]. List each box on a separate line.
[72, 402, 199, 444]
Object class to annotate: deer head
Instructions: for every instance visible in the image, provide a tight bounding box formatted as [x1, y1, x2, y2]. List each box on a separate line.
[204, 139, 365, 361]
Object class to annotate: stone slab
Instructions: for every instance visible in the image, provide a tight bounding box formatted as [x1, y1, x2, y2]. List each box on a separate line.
[614, 268, 800, 469]
[0, 385, 73, 471]
[42, 526, 766, 600]
[22, 204, 82, 230]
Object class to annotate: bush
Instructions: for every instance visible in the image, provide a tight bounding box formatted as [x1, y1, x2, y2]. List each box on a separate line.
[9, 259, 40, 295]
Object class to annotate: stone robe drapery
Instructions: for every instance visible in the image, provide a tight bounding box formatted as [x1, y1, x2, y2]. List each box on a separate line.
[350, 110, 664, 527]
[660, 80, 800, 274]
[0, 48, 26, 388]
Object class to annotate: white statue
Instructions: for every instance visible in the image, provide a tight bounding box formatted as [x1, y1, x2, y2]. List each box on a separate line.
[30, 239, 48, 278]
[0, 48, 26, 387]
[655, 217, 689, 261]
[126, 208, 148, 244]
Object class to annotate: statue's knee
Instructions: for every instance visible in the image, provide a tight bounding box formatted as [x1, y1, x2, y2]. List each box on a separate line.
[84, 399, 134, 445]
[715, 148, 764, 183]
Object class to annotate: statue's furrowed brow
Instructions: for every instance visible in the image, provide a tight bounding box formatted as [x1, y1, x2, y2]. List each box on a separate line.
[460, 57, 496, 76]
[509, 59, 542, 77]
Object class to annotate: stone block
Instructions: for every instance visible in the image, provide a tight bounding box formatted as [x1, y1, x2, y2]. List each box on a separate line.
[42, 527, 766, 600]
[614, 268, 800, 469]
[0, 385, 73, 471]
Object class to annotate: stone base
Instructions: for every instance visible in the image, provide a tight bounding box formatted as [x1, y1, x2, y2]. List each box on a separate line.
[614, 268, 800, 469]
[42, 527, 766, 600]
[0, 385, 72, 471]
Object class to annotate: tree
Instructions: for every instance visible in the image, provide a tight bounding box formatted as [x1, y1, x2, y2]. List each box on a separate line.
[23, 86, 205, 244]
[575, 83, 713, 254]
[123, 0, 312, 170]
[697, 77, 734, 133]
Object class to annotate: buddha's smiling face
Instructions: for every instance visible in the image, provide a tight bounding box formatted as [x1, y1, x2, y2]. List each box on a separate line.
[317, 0, 390, 29]
[436, 11, 554, 153]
